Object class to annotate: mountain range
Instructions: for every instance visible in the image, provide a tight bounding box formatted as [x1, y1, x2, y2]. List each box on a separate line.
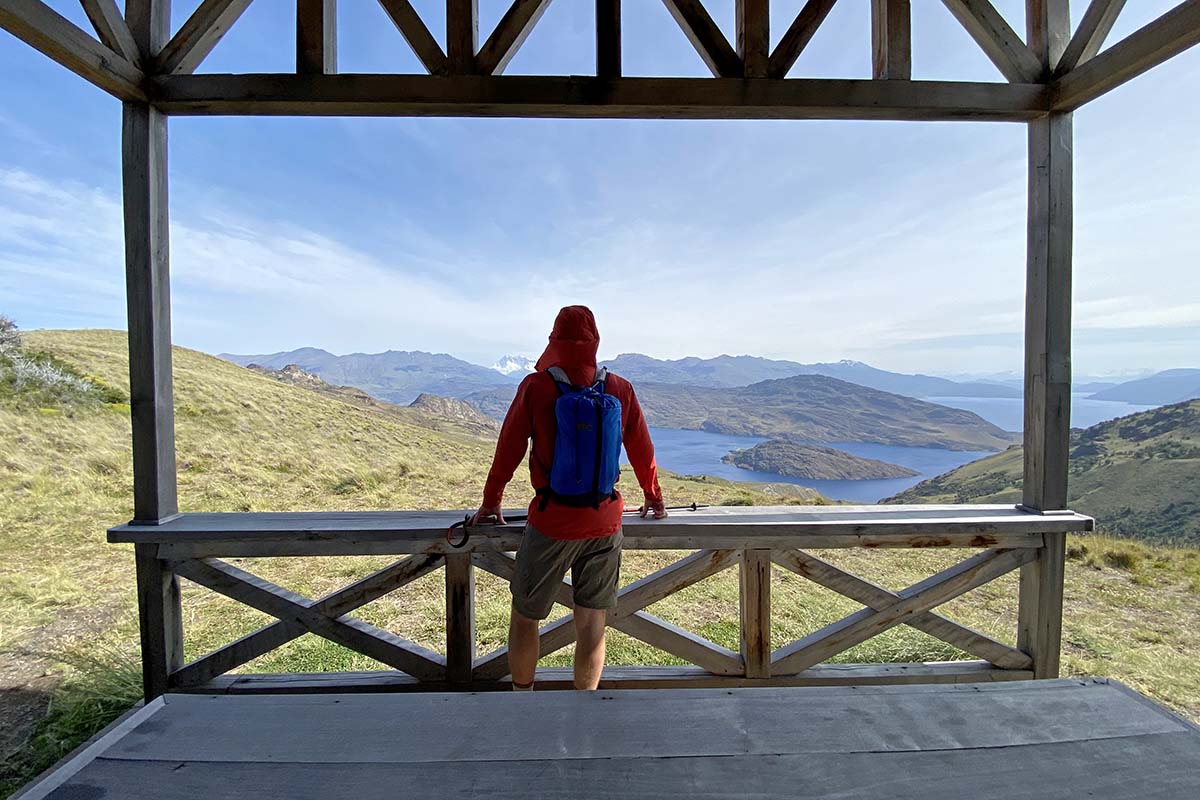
[1087, 369, 1200, 405]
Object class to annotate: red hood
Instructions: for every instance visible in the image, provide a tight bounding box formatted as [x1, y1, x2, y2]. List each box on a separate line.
[535, 305, 599, 386]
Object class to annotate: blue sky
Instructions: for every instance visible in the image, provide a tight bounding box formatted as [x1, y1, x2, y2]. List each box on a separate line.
[1, 1, 1197, 378]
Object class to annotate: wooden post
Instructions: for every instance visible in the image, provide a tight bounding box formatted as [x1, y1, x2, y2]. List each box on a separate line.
[737, 0, 770, 78]
[123, 0, 177, 524]
[739, 549, 771, 678]
[447, 0, 477, 74]
[1019, 0, 1072, 679]
[297, 0, 337, 75]
[871, 0, 911, 80]
[135, 544, 183, 698]
[596, 0, 620, 78]
[445, 553, 475, 685]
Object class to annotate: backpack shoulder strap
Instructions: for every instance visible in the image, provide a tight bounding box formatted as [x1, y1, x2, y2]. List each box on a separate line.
[593, 367, 608, 391]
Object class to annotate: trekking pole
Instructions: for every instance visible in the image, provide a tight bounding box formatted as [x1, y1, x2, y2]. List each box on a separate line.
[444, 502, 708, 548]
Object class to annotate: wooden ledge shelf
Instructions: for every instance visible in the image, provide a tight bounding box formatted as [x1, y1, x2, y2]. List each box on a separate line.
[109, 504, 1094, 558]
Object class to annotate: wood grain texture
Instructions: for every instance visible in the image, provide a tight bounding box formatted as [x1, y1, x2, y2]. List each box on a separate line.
[134, 544, 182, 699]
[661, 0, 743, 77]
[122, 100, 177, 522]
[739, 549, 771, 677]
[444, 553, 475, 684]
[1052, 0, 1200, 110]
[769, 0, 837, 78]
[871, 0, 910, 80]
[79, 0, 141, 64]
[940, 0, 1042, 82]
[377, 0, 447, 75]
[155, 0, 254, 75]
[0, 0, 144, 99]
[296, 0, 337, 75]
[476, 0, 553, 75]
[1055, 0, 1127, 76]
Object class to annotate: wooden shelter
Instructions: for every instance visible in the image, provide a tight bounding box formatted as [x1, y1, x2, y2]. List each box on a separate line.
[4, 2, 1200, 796]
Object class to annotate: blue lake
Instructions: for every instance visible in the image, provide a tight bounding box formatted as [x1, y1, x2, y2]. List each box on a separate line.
[627, 427, 992, 504]
[922, 395, 1156, 433]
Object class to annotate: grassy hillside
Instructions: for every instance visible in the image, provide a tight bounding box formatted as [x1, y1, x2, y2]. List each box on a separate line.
[635, 376, 1017, 451]
[888, 400, 1200, 545]
[2, 330, 1199, 794]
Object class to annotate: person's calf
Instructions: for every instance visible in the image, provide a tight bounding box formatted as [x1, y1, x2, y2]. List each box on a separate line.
[573, 606, 608, 690]
[508, 606, 542, 689]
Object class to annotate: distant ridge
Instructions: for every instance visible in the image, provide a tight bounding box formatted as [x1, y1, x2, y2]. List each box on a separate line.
[1088, 369, 1200, 405]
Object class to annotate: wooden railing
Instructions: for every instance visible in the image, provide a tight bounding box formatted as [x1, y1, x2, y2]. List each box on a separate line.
[108, 505, 1093, 697]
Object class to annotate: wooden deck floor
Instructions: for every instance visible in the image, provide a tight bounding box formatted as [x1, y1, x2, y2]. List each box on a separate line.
[16, 679, 1200, 799]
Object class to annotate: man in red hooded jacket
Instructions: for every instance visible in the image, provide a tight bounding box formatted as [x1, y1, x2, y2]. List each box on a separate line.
[470, 306, 666, 690]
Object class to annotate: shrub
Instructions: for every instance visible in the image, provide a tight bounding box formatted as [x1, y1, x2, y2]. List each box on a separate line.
[0, 314, 20, 352]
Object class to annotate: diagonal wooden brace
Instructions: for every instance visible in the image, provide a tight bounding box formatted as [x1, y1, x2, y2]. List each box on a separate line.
[772, 549, 1033, 670]
[772, 548, 1036, 675]
[173, 557, 446, 681]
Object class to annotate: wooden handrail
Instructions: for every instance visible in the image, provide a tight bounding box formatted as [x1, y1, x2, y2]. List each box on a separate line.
[113, 505, 1092, 699]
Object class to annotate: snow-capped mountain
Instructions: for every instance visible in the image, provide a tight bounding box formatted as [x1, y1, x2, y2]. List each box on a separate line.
[491, 355, 536, 376]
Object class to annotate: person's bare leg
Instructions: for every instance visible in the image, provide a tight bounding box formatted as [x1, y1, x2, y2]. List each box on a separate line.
[508, 605, 540, 689]
[573, 606, 608, 690]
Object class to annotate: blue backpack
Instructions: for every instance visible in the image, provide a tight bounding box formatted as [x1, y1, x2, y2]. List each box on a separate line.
[542, 366, 623, 509]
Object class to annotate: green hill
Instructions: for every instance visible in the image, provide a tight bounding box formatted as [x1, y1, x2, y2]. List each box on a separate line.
[2, 329, 1199, 794]
[635, 376, 1017, 451]
[888, 400, 1200, 544]
[723, 440, 919, 480]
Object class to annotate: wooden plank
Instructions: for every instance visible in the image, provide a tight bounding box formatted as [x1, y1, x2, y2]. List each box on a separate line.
[871, 0, 911, 80]
[79, 0, 141, 64]
[612, 611, 744, 675]
[155, 0, 254, 75]
[377, 0, 447, 75]
[134, 545, 182, 699]
[0, 0, 144, 100]
[122, 100, 176, 523]
[297, 0, 336, 75]
[170, 553, 442, 688]
[446, 0, 477, 73]
[772, 549, 1032, 670]
[941, 0, 1043, 82]
[174, 558, 447, 680]
[736, 0, 769, 78]
[769, 0, 837, 78]
[613, 549, 738, 616]
[772, 548, 1035, 674]
[660, 0, 743, 78]
[596, 0, 620, 78]
[475, 0, 553, 75]
[1018, 534, 1065, 678]
[473, 614, 576, 680]
[1055, 0, 1127, 76]
[1052, 0, 1200, 110]
[444, 552, 475, 684]
[739, 549, 771, 677]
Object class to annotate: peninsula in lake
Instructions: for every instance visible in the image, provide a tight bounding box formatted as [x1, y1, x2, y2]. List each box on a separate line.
[722, 439, 920, 481]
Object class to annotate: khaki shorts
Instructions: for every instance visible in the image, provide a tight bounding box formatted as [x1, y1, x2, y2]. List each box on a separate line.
[510, 524, 623, 620]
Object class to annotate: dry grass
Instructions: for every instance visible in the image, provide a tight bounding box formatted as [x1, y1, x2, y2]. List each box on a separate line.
[3, 329, 1199, 794]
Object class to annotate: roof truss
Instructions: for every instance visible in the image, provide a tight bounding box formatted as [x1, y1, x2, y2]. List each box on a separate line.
[0, 0, 1197, 119]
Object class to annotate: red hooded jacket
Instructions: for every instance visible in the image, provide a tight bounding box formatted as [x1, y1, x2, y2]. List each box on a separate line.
[482, 306, 662, 540]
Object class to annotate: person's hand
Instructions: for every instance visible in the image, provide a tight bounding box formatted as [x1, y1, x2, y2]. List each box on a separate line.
[640, 498, 667, 519]
[469, 505, 506, 526]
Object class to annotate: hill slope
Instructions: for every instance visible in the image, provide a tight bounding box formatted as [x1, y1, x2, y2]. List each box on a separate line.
[635, 376, 1017, 451]
[723, 440, 919, 480]
[1089, 369, 1200, 405]
[888, 400, 1200, 544]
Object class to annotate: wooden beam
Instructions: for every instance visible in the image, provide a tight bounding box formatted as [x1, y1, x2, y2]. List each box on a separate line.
[135, 544, 182, 699]
[297, 0, 336, 75]
[769, 0, 837, 78]
[377, 0, 447, 75]
[444, 553, 475, 685]
[446, 0, 477, 74]
[156, 0, 254, 75]
[152, 74, 1051, 121]
[871, 0, 911, 80]
[79, 0, 141, 64]
[476, 0, 553, 76]
[772, 548, 1035, 675]
[1055, 0, 1127, 76]
[615, 611, 744, 675]
[0, 0, 144, 99]
[941, 0, 1043, 82]
[661, 0, 743, 78]
[737, 0, 769, 78]
[739, 550, 771, 678]
[1026, 0, 1071, 75]
[1052, 0, 1200, 110]
[596, 0, 620, 78]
